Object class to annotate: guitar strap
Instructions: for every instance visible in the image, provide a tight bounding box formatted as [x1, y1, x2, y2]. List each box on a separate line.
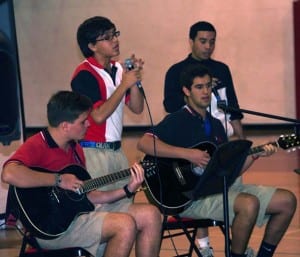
[73, 145, 84, 166]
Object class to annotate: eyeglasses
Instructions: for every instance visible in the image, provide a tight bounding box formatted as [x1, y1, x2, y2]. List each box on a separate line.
[95, 31, 120, 42]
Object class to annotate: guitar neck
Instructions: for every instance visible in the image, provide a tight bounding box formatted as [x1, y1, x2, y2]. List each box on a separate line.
[249, 141, 278, 155]
[81, 168, 131, 193]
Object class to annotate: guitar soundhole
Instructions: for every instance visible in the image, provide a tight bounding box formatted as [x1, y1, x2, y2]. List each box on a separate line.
[191, 164, 205, 176]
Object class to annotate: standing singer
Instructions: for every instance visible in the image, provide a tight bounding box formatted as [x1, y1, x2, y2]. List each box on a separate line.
[70, 16, 162, 257]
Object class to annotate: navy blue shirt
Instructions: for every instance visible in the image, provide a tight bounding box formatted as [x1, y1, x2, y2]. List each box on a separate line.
[149, 106, 227, 148]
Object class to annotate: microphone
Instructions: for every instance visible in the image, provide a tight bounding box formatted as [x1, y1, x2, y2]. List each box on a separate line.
[212, 86, 227, 111]
[212, 86, 221, 102]
[217, 100, 228, 111]
[124, 58, 143, 90]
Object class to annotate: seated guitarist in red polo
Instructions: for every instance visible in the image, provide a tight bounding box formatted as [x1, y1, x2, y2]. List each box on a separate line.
[137, 64, 297, 257]
[1, 91, 162, 257]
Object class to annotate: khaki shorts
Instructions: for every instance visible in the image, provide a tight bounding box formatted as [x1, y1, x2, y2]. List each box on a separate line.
[180, 177, 276, 227]
[37, 205, 107, 257]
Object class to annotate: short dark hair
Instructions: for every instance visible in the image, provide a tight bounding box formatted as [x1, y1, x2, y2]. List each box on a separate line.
[189, 21, 216, 40]
[77, 16, 116, 57]
[180, 64, 212, 90]
[47, 91, 92, 127]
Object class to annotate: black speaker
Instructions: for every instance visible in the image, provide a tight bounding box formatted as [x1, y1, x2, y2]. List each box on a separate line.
[0, 0, 24, 145]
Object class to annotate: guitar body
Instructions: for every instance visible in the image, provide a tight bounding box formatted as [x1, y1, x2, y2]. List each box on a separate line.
[143, 142, 217, 214]
[143, 134, 299, 214]
[11, 165, 95, 239]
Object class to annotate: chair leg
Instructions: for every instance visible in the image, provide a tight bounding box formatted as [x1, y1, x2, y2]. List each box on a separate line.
[161, 216, 182, 256]
[174, 215, 202, 257]
[19, 231, 47, 257]
[183, 226, 198, 257]
[161, 215, 196, 257]
[19, 233, 28, 257]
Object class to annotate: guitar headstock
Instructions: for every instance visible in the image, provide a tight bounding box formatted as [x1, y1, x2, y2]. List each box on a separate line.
[141, 160, 157, 178]
[277, 134, 300, 151]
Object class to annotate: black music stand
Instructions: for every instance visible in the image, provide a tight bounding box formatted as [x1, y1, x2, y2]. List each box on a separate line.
[218, 103, 300, 174]
[189, 139, 253, 257]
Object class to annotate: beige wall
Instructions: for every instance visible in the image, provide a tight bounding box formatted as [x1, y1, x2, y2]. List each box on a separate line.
[13, 0, 296, 127]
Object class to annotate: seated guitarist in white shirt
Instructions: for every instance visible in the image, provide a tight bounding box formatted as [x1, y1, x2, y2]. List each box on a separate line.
[1, 90, 162, 257]
[137, 64, 297, 257]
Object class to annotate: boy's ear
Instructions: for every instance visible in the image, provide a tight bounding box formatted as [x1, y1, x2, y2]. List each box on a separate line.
[182, 86, 190, 96]
[60, 121, 69, 131]
[88, 42, 96, 52]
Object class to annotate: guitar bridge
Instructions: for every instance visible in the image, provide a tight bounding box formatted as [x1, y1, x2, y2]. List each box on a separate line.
[173, 163, 186, 186]
[49, 188, 60, 203]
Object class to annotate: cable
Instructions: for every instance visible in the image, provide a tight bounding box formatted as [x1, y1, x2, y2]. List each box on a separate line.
[139, 89, 166, 212]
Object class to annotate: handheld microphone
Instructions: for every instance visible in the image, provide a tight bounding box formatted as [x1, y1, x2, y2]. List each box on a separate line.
[124, 58, 143, 90]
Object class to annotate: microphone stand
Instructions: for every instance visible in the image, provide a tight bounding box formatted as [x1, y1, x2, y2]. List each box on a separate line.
[218, 102, 300, 133]
[216, 102, 300, 257]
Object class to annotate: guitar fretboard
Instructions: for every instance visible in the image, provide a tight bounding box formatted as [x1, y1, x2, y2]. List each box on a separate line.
[81, 168, 131, 193]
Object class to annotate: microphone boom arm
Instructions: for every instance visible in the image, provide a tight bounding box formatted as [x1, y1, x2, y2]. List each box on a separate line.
[218, 103, 300, 124]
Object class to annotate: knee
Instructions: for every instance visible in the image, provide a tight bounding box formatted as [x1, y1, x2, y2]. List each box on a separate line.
[151, 205, 164, 221]
[104, 213, 137, 238]
[120, 214, 138, 235]
[235, 193, 260, 218]
[131, 204, 163, 233]
[143, 204, 163, 226]
[276, 189, 297, 216]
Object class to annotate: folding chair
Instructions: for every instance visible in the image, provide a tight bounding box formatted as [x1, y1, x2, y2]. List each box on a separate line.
[18, 230, 93, 257]
[161, 214, 226, 257]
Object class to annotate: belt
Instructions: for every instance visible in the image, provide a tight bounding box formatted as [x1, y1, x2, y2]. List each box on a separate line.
[79, 140, 121, 151]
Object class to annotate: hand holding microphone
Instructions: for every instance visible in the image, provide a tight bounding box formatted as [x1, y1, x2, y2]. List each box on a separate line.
[125, 54, 144, 71]
[124, 55, 144, 91]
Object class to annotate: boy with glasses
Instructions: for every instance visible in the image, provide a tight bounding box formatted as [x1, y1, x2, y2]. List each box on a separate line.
[71, 16, 162, 257]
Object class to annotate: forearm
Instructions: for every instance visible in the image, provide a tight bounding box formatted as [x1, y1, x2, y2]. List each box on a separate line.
[1, 162, 56, 188]
[127, 86, 144, 114]
[91, 84, 128, 124]
[240, 143, 275, 175]
[240, 155, 256, 175]
[87, 188, 127, 204]
[137, 134, 188, 159]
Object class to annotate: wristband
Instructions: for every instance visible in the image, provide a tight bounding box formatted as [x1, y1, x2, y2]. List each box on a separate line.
[54, 173, 62, 187]
[252, 155, 259, 161]
[123, 184, 135, 198]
